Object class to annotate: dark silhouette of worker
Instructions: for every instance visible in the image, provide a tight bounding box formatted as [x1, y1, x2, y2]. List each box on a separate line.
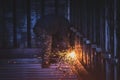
[33, 15, 74, 68]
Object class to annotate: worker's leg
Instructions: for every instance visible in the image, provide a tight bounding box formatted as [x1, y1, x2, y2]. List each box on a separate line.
[42, 35, 52, 68]
[36, 33, 52, 68]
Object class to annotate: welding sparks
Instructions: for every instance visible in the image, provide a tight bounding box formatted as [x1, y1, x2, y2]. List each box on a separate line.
[55, 46, 88, 78]
[67, 50, 76, 59]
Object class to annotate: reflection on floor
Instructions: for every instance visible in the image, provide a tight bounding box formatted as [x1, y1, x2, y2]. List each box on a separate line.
[0, 58, 78, 80]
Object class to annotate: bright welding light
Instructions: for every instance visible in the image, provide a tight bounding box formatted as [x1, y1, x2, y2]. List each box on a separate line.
[68, 51, 76, 59]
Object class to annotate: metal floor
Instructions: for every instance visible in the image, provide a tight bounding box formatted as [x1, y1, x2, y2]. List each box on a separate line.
[0, 58, 79, 80]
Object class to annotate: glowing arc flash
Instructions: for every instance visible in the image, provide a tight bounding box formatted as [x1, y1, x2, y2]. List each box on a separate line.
[67, 51, 76, 59]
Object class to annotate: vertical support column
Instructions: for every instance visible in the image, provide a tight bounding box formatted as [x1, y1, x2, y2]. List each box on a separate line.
[13, 0, 17, 48]
[93, 1, 96, 43]
[113, 0, 118, 80]
[84, 0, 87, 37]
[1, 0, 5, 48]
[55, 0, 58, 15]
[105, 0, 111, 80]
[118, 0, 120, 80]
[27, 0, 31, 48]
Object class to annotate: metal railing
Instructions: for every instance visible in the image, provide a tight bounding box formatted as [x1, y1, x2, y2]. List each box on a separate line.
[70, 27, 119, 80]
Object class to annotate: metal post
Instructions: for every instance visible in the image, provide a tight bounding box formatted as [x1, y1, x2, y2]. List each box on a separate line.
[113, 0, 117, 80]
[105, 1, 111, 80]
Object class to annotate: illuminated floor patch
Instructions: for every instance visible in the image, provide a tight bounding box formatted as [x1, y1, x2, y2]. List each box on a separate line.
[0, 58, 79, 80]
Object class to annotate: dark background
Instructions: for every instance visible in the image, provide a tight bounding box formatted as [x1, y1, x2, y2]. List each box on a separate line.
[0, 0, 119, 80]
